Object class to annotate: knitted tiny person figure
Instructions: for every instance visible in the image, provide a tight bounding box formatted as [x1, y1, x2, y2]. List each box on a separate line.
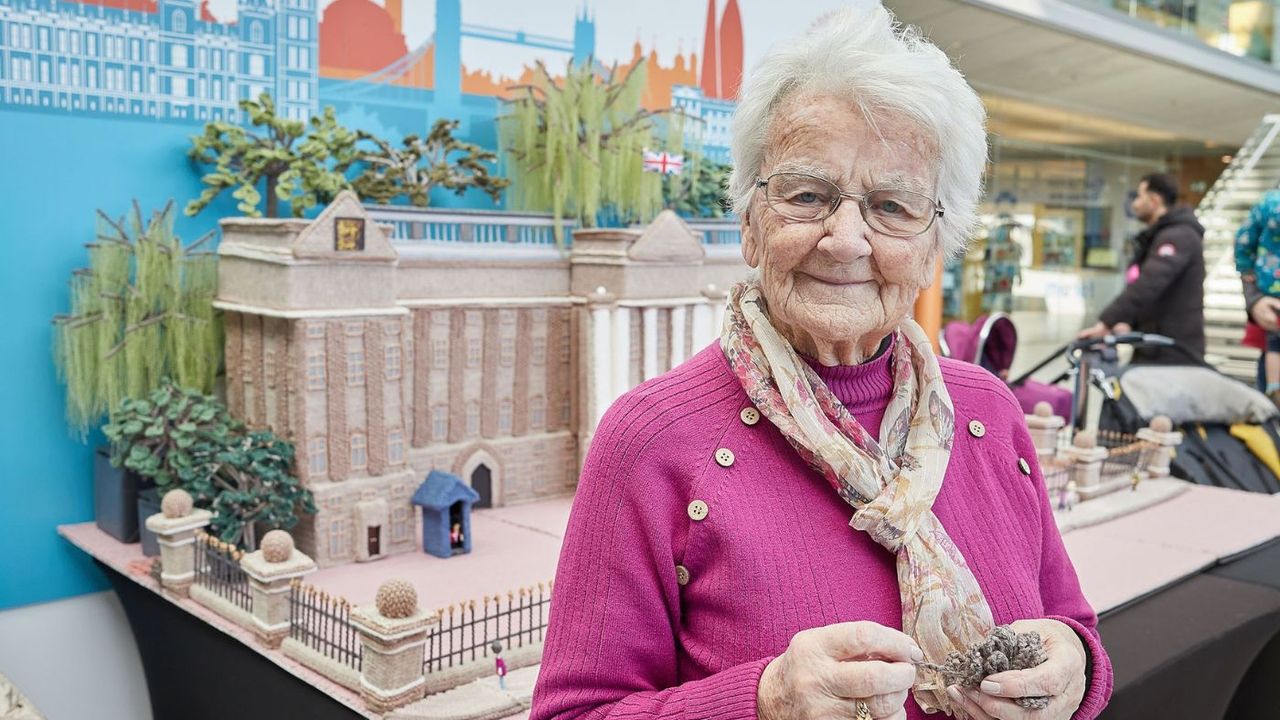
[492, 641, 507, 690]
[919, 625, 1050, 710]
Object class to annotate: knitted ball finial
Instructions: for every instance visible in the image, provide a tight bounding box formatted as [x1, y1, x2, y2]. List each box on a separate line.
[260, 530, 295, 563]
[1150, 415, 1173, 433]
[376, 579, 418, 619]
[1033, 402, 1053, 418]
[1073, 430, 1098, 449]
[161, 489, 193, 519]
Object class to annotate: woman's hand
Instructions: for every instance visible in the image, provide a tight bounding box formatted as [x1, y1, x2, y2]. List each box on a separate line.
[946, 619, 1087, 720]
[1251, 296, 1280, 332]
[757, 621, 921, 720]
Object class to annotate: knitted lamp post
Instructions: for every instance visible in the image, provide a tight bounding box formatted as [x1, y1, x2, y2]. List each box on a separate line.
[1136, 415, 1182, 479]
[144, 489, 212, 598]
[240, 530, 317, 648]
[352, 579, 435, 712]
[1025, 402, 1066, 464]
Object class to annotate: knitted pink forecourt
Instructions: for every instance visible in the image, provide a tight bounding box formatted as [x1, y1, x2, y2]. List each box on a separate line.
[530, 342, 1113, 720]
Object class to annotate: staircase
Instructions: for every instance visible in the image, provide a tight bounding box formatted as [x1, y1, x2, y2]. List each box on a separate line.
[1198, 115, 1280, 382]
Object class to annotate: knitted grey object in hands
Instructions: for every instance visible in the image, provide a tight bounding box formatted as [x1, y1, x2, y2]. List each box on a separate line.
[920, 625, 1051, 710]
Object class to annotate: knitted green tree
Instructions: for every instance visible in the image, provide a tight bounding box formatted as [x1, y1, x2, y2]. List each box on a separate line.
[499, 59, 667, 245]
[185, 92, 360, 219]
[53, 202, 220, 438]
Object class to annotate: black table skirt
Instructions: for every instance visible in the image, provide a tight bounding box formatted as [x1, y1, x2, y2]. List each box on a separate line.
[105, 545, 1280, 720]
[101, 560, 362, 720]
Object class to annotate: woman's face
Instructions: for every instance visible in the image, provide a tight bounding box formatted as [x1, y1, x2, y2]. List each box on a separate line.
[741, 94, 942, 360]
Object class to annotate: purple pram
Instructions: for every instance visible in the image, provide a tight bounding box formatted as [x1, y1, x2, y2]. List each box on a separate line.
[941, 313, 1073, 421]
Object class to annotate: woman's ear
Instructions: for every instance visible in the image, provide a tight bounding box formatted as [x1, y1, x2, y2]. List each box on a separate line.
[741, 210, 760, 269]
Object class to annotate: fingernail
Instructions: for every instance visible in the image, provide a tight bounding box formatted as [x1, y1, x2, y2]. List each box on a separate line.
[947, 686, 962, 703]
[980, 680, 1001, 695]
[911, 645, 925, 662]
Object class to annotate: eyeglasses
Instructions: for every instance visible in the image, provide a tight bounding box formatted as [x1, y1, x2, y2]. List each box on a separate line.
[754, 172, 945, 238]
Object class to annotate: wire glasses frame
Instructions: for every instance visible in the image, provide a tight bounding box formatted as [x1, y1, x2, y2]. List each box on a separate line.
[754, 172, 945, 238]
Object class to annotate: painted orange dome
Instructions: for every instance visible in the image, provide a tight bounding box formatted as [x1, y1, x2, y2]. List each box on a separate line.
[320, 0, 409, 73]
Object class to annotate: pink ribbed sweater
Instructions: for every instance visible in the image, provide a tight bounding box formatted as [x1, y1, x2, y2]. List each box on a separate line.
[532, 342, 1112, 720]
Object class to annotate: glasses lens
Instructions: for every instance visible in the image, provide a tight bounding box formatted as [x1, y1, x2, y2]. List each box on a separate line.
[863, 189, 937, 237]
[765, 173, 838, 221]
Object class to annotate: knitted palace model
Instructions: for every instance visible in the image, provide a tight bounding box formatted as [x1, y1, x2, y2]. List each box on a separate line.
[214, 191, 746, 567]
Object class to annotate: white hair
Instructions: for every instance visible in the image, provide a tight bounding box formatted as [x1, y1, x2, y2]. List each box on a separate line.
[728, 5, 987, 260]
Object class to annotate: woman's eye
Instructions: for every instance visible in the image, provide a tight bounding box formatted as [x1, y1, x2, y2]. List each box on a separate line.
[796, 192, 821, 204]
[879, 200, 903, 215]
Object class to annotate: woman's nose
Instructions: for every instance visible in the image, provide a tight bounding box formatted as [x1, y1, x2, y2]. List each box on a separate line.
[817, 200, 873, 262]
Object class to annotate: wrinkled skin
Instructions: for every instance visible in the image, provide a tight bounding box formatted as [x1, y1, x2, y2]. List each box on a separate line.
[741, 93, 941, 366]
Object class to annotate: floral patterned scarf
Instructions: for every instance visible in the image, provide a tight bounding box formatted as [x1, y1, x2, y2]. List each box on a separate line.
[720, 281, 994, 714]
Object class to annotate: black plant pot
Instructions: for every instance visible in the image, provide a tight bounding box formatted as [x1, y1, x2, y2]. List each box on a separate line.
[137, 488, 163, 557]
[94, 447, 142, 543]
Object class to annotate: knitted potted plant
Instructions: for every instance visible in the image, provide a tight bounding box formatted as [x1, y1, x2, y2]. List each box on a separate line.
[104, 382, 237, 554]
[105, 381, 316, 553]
[53, 202, 221, 542]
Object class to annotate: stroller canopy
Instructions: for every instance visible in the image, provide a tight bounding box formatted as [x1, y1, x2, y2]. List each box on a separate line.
[943, 314, 1017, 376]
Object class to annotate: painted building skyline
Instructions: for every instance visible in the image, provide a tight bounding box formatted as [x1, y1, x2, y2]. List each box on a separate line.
[0, 0, 318, 121]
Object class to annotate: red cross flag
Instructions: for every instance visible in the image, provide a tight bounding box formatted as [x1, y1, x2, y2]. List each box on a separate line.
[642, 150, 685, 175]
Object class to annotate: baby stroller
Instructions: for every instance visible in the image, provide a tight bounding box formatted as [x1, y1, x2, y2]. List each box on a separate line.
[941, 313, 1074, 420]
[1012, 332, 1280, 494]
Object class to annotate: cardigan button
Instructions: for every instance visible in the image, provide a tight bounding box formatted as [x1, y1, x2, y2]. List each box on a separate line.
[715, 448, 736, 467]
[968, 420, 986, 438]
[687, 500, 709, 521]
[1018, 458, 1032, 475]
[740, 407, 761, 426]
[675, 565, 690, 586]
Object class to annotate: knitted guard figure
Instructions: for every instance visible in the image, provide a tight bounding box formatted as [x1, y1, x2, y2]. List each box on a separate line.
[492, 641, 507, 690]
[919, 625, 1050, 710]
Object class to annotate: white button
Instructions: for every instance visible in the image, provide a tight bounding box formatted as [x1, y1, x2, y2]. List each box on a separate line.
[675, 565, 690, 586]
[740, 407, 760, 426]
[687, 500, 709, 521]
[1018, 458, 1031, 475]
[968, 420, 986, 438]
[715, 448, 736, 467]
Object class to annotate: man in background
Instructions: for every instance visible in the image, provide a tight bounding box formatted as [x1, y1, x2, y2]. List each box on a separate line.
[1079, 173, 1205, 364]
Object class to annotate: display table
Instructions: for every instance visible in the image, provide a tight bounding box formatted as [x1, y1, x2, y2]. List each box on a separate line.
[60, 482, 1280, 720]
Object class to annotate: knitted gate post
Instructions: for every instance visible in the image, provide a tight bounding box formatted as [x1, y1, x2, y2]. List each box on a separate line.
[1135, 415, 1182, 479]
[144, 489, 212, 598]
[1063, 430, 1108, 489]
[1025, 402, 1066, 465]
[352, 579, 434, 712]
[240, 530, 317, 648]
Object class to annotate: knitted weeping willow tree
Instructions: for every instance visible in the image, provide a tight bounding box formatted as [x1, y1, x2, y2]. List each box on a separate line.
[499, 58, 685, 245]
[52, 201, 222, 438]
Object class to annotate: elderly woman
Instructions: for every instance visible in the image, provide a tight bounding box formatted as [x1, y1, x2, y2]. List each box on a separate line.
[531, 7, 1111, 720]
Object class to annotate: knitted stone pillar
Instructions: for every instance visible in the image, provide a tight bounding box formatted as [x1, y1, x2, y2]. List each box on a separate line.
[240, 530, 317, 649]
[1063, 430, 1108, 489]
[1135, 415, 1182, 479]
[1025, 402, 1066, 464]
[352, 579, 435, 712]
[144, 490, 212, 598]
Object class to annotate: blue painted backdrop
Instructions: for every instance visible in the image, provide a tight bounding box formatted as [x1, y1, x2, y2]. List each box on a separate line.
[0, 111, 240, 608]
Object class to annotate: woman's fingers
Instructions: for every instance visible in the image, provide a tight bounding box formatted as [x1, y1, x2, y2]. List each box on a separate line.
[960, 687, 1031, 720]
[806, 621, 924, 663]
[980, 653, 1071, 699]
[856, 687, 911, 718]
[828, 660, 917, 699]
[947, 685, 999, 720]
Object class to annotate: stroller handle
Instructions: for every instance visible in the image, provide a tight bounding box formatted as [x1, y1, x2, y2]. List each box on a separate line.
[1009, 332, 1204, 388]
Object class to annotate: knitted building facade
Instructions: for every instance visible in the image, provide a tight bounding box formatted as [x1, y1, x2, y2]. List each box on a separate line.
[215, 192, 746, 566]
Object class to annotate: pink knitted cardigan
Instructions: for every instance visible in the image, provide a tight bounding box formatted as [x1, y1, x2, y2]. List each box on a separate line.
[531, 342, 1112, 719]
